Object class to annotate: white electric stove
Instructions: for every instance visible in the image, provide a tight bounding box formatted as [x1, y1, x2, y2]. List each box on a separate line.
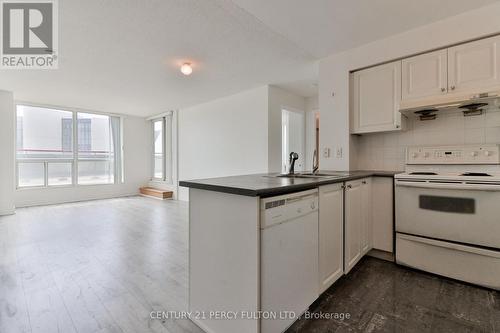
[395, 144, 500, 290]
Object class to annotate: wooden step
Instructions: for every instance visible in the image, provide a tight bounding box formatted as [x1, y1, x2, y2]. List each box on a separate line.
[140, 187, 173, 199]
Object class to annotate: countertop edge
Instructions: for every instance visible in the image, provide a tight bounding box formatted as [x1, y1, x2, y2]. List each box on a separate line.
[179, 171, 401, 198]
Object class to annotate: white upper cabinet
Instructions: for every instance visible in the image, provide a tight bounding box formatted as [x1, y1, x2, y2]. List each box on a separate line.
[352, 61, 403, 134]
[402, 49, 448, 101]
[448, 35, 500, 94]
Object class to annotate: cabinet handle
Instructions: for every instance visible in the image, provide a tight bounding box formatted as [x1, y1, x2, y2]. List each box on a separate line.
[362, 181, 367, 184]
[347, 184, 352, 189]
[451, 85, 456, 90]
[441, 87, 446, 92]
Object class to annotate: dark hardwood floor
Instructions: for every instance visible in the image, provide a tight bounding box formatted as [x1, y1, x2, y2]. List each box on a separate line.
[1, 197, 499, 333]
[287, 257, 500, 333]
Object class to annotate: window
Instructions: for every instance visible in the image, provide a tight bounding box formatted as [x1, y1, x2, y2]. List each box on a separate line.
[153, 120, 164, 179]
[151, 114, 172, 182]
[77, 113, 115, 185]
[16, 104, 122, 188]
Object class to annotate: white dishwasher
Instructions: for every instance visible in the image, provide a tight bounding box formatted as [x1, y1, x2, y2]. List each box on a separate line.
[260, 189, 319, 333]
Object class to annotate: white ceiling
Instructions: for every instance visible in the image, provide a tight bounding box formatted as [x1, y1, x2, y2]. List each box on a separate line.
[231, 0, 500, 59]
[1, 0, 498, 117]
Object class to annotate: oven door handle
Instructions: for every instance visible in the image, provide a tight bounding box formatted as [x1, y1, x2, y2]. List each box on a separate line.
[396, 180, 500, 191]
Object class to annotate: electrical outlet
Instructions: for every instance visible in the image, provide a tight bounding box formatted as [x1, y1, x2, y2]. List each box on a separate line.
[323, 148, 331, 158]
[336, 147, 343, 158]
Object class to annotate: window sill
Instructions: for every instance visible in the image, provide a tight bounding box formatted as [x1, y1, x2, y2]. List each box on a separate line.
[16, 182, 120, 191]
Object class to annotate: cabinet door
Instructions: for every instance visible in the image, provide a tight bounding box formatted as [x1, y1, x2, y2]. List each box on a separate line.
[344, 179, 362, 274]
[361, 178, 373, 255]
[448, 35, 500, 94]
[352, 61, 402, 134]
[402, 49, 448, 101]
[319, 183, 344, 293]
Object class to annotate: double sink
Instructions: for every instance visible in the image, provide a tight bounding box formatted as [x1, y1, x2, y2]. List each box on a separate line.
[274, 172, 351, 179]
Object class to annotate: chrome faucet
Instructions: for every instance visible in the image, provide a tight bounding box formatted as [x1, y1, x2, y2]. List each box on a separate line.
[288, 152, 299, 174]
[312, 149, 319, 174]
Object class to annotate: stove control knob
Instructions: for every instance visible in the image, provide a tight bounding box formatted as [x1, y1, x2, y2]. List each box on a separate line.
[424, 152, 430, 158]
[485, 150, 491, 157]
[411, 152, 418, 158]
[471, 151, 478, 157]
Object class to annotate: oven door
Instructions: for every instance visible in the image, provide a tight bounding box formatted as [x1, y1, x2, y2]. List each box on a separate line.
[395, 179, 500, 249]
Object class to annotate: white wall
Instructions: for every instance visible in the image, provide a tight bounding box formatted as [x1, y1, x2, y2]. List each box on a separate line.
[268, 86, 306, 172]
[305, 95, 318, 170]
[0, 91, 15, 215]
[178, 86, 270, 201]
[319, 2, 500, 171]
[282, 109, 306, 172]
[14, 115, 151, 207]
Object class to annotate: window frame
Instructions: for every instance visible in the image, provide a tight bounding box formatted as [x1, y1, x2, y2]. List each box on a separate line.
[15, 103, 123, 189]
[151, 114, 172, 183]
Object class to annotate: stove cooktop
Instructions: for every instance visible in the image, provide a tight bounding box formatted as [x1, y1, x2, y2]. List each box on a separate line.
[396, 171, 500, 182]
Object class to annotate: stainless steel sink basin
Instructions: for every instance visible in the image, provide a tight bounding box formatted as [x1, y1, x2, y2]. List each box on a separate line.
[274, 172, 350, 179]
[299, 172, 350, 177]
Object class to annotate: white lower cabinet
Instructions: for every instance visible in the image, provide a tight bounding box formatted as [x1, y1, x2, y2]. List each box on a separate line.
[372, 177, 394, 253]
[360, 178, 373, 255]
[344, 178, 373, 274]
[318, 183, 344, 293]
[344, 179, 362, 273]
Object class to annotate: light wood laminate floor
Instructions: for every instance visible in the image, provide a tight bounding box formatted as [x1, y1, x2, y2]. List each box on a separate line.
[0, 196, 203, 333]
[2, 197, 499, 333]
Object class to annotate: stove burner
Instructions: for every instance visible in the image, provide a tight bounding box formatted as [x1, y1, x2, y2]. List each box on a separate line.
[460, 172, 492, 177]
[409, 172, 438, 175]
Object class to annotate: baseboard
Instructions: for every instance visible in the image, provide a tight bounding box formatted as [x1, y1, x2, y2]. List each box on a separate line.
[367, 249, 394, 262]
[15, 192, 141, 208]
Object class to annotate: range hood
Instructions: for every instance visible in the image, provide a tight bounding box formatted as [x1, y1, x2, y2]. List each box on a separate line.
[399, 91, 500, 119]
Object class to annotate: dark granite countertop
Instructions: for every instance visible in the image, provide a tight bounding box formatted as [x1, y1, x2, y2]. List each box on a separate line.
[179, 170, 402, 197]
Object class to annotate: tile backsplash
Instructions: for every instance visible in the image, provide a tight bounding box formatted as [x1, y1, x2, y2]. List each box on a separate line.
[355, 109, 500, 171]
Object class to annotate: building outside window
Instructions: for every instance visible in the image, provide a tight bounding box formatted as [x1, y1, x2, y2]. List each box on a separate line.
[16, 104, 122, 188]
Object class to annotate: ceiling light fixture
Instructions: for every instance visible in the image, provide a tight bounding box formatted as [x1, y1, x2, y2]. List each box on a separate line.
[180, 63, 193, 76]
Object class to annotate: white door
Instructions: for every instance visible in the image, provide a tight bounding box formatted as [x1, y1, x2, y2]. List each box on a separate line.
[352, 61, 402, 134]
[344, 179, 362, 273]
[448, 35, 500, 94]
[282, 109, 305, 173]
[402, 49, 448, 101]
[361, 178, 373, 255]
[318, 183, 344, 293]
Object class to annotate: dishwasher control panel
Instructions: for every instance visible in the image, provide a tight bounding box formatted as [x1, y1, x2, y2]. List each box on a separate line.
[260, 189, 318, 229]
